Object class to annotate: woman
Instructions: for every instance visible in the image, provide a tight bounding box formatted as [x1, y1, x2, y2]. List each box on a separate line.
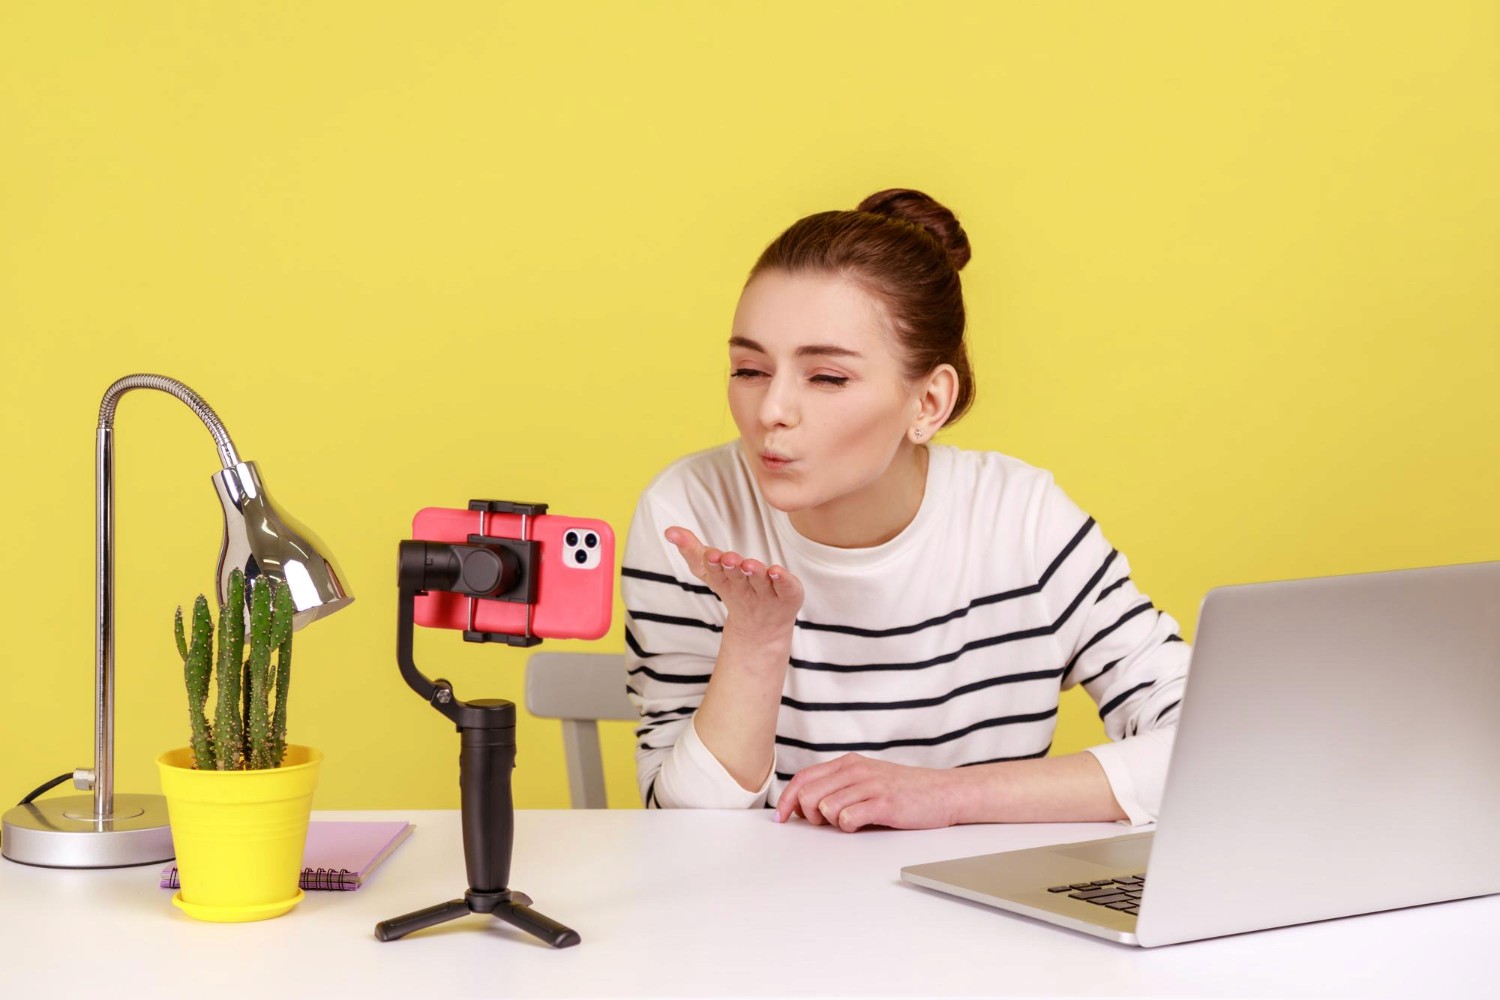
[622, 189, 1190, 832]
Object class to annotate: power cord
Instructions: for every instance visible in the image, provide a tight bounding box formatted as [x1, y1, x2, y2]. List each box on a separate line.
[19, 773, 75, 806]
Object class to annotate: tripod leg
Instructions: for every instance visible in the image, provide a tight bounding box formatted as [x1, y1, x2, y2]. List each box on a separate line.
[375, 899, 472, 942]
[491, 900, 581, 948]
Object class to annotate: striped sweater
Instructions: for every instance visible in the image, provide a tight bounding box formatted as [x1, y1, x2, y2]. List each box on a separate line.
[622, 441, 1192, 825]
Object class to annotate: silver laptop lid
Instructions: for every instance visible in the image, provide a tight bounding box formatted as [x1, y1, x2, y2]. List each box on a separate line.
[1135, 559, 1500, 946]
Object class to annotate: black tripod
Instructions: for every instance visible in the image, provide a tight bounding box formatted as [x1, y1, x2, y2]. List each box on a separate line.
[375, 507, 579, 947]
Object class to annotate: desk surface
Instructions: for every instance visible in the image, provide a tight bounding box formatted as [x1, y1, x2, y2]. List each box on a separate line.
[2, 809, 1493, 999]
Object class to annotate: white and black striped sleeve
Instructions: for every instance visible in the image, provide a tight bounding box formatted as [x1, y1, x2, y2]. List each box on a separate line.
[620, 489, 769, 809]
[1029, 472, 1192, 825]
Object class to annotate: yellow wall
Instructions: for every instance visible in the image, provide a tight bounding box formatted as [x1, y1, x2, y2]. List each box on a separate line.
[1, 2, 1495, 811]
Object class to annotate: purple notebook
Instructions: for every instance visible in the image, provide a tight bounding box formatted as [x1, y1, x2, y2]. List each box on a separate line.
[160, 821, 414, 892]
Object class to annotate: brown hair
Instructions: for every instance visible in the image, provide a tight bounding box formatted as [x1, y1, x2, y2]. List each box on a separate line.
[748, 188, 975, 426]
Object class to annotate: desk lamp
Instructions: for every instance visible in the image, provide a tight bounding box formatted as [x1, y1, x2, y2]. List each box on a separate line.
[1, 373, 353, 869]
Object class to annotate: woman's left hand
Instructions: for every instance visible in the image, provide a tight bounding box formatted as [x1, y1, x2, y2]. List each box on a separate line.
[773, 753, 967, 832]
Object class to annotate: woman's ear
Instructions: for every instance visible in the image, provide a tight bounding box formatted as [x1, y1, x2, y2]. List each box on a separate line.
[909, 364, 959, 440]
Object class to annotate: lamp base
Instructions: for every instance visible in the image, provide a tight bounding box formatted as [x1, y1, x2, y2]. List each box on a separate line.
[2, 793, 174, 868]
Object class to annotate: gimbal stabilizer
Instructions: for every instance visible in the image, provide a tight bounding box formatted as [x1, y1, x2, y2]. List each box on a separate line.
[374, 501, 579, 947]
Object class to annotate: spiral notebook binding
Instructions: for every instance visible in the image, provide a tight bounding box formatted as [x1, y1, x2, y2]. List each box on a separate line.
[306, 867, 358, 891]
[160, 866, 361, 891]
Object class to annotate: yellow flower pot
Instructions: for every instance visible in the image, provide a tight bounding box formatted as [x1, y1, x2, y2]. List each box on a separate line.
[157, 744, 323, 922]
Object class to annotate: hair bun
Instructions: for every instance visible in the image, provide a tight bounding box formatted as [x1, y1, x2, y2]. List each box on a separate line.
[856, 188, 971, 271]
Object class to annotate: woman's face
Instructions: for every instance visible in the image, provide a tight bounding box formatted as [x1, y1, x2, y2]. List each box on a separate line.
[727, 268, 920, 514]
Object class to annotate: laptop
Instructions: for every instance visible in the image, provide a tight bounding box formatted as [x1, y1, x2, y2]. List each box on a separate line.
[900, 559, 1500, 947]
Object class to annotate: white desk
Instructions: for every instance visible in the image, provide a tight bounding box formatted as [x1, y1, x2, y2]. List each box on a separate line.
[1, 809, 1493, 998]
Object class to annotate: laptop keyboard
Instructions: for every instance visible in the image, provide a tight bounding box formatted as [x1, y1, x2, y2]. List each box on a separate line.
[1046, 873, 1146, 915]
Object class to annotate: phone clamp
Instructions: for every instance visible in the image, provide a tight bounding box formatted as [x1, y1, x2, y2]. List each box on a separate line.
[375, 537, 579, 948]
[458, 498, 550, 646]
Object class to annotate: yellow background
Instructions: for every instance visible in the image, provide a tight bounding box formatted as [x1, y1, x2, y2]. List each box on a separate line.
[1, 2, 1495, 811]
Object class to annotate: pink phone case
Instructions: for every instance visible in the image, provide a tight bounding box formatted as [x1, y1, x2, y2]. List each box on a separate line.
[411, 506, 614, 641]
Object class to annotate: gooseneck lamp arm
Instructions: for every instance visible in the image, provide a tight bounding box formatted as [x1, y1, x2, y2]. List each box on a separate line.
[92, 375, 241, 822]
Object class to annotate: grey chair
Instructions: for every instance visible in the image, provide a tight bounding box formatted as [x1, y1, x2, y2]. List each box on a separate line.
[524, 651, 637, 808]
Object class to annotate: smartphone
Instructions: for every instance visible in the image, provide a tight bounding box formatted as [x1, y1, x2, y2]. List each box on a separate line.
[411, 505, 614, 641]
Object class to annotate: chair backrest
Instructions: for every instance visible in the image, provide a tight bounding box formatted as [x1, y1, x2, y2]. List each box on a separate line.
[524, 652, 636, 808]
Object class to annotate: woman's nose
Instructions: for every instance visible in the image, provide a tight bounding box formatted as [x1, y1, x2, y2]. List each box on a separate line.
[758, 374, 798, 429]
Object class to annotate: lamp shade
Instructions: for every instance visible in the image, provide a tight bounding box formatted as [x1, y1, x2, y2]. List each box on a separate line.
[213, 461, 353, 629]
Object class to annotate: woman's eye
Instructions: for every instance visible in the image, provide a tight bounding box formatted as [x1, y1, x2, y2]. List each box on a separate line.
[730, 368, 767, 379]
[810, 374, 849, 387]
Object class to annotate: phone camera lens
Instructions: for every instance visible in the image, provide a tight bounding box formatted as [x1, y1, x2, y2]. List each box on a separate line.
[574, 550, 588, 565]
[565, 531, 579, 546]
[584, 533, 598, 549]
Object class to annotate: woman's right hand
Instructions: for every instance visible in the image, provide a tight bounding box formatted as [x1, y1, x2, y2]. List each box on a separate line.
[665, 526, 804, 643]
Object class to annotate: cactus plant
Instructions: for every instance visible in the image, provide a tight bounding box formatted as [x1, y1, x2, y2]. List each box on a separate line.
[173, 568, 297, 770]
[245, 578, 274, 769]
[179, 597, 215, 769]
[269, 582, 294, 765]
[213, 570, 246, 770]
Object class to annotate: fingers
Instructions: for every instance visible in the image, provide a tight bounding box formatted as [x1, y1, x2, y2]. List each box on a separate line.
[665, 527, 709, 580]
[791, 769, 866, 828]
[664, 525, 703, 554]
[740, 559, 774, 599]
[701, 547, 729, 590]
[773, 755, 942, 832]
[666, 526, 804, 601]
[795, 776, 850, 827]
[767, 564, 802, 602]
[816, 784, 881, 833]
[775, 778, 808, 825]
[667, 527, 791, 604]
[709, 548, 757, 602]
[771, 755, 893, 832]
[774, 762, 817, 823]
[729, 557, 800, 604]
[665, 528, 750, 599]
[774, 754, 860, 824]
[831, 799, 880, 833]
